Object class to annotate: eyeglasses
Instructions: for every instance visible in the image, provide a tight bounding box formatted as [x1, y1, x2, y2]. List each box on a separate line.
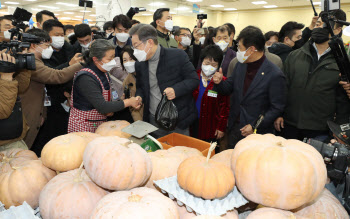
[132, 41, 144, 50]
[180, 34, 192, 39]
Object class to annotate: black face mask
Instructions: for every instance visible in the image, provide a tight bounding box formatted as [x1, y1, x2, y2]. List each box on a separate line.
[292, 39, 304, 50]
[311, 28, 330, 44]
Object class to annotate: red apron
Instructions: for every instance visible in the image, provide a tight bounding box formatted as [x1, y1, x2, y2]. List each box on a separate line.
[68, 68, 111, 133]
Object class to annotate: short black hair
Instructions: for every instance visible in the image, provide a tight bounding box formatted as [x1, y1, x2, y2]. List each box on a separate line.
[26, 28, 50, 43]
[200, 45, 224, 67]
[42, 19, 64, 33]
[320, 9, 347, 29]
[213, 25, 232, 38]
[131, 20, 140, 26]
[103, 21, 113, 31]
[36, 10, 57, 24]
[224, 23, 236, 35]
[112, 14, 132, 30]
[120, 45, 137, 70]
[91, 26, 101, 31]
[74, 23, 92, 38]
[278, 21, 305, 42]
[174, 28, 191, 36]
[264, 31, 279, 41]
[0, 15, 13, 22]
[64, 25, 74, 34]
[151, 8, 170, 28]
[236, 26, 265, 52]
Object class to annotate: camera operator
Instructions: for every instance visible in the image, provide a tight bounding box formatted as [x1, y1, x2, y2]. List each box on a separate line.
[0, 15, 14, 42]
[0, 52, 31, 151]
[20, 29, 83, 148]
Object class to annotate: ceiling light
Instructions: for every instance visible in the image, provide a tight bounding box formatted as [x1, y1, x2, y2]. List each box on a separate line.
[170, 12, 176, 14]
[252, 1, 267, 5]
[313, 1, 321, 5]
[199, 10, 205, 13]
[89, 14, 97, 16]
[75, 16, 83, 18]
[39, 5, 59, 9]
[142, 13, 153, 16]
[25, 0, 37, 1]
[224, 8, 237, 10]
[210, 4, 224, 7]
[0, 12, 9, 14]
[149, 9, 156, 12]
[175, 7, 189, 11]
[72, 19, 80, 21]
[80, 10, 91, 12]
[56, 2, 78, 7]
[148, 2, 165, 6]
[64, 12, 74, 14]
[31, 8, 41, 11]
[263, 5, 278, 8]
[186, 0, 202, 2]
[4, 2, 19, 4]
[60, 17, 71, 20]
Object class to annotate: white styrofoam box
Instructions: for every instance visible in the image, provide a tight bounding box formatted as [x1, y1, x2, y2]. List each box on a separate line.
[154, 176, 248, 216]
[0, 202, 40, 219]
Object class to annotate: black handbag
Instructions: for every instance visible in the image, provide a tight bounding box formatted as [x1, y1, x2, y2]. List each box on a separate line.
[155, 94, 178, 131]
[0, 98, 23, 140]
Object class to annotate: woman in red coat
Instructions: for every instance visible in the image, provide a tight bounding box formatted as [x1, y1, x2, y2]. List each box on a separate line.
[192, 45, 230, 144]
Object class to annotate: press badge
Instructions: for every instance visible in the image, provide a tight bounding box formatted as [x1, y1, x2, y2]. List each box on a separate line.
[112, 90, 119, 101]
[44, 88, 51, 106]
[208, 90, 218, 98]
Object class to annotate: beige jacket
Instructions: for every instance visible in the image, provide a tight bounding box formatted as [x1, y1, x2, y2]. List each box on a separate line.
[20, 57, 82, 148]
[122, 73, 143, 121]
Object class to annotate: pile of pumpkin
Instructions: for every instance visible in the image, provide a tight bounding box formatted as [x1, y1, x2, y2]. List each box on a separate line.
[0, 120, 348, 219]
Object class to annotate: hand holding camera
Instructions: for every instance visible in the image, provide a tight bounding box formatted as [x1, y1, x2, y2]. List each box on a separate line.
[0, 53, 15, 81]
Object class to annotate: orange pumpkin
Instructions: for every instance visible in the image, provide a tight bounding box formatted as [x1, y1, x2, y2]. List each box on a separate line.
[83, 136, 152, 190]
[0, 149, 56, 209]
[293, 189, 349, 219]
[146, 147, 203, 189]
[39, 165, 108, 219]
[41, 133, 90, 172]
[211, 149, 234, 168]
[91, 187, 179, 219]
[95, 120, 131, 138]
[247, 208, 299, 219]
[177, 143, 235, 200]
[231, 134, 327, 210]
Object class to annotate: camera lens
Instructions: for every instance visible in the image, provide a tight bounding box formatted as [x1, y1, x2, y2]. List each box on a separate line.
[15, 53, 36, 71]
[25, 53, 36, 70]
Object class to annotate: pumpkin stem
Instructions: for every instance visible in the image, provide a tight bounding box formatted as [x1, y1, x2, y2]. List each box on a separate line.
[276, 142, 284, 147]
[122, 141, 132, 148]
[2, 156, 11, 163]
[206, 142, 217, 163]
[128, 193, 142, 202]
[74, 162, 84, 182]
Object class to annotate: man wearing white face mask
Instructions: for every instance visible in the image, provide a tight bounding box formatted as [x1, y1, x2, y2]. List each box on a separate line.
[213, 26, 286, 148]
[211, 25, 236, 77]
[73, 24, 93, 54]
[109, 15, 132, 58]
[0, 15, 14, 43]
[151, 8, 178, 48]
[19, 29, 83, 148]
[130, 24, 199, 138]
[174, 28, 193, 63]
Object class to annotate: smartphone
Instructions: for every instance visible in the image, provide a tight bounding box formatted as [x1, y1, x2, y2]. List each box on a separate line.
[198, 28, 205, 35]
[197, 14, 207, 20]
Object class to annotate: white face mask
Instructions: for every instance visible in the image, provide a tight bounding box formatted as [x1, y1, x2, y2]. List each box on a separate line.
[237, 47, 253, 63]
[133, 42, 150, 62]
[201, 64, 217, 77]
[51, 36, 65, 49]
[215, 40, 229, 51]
[67, 32, 75, 38]
[199, 37, 205, 45]
[106, 32, 113, 38]
[161, 20, 173, 31]
[116, 33, 129, 43]
[40, 46, 54, 59]
[180, 36, 191, 47]
[3, 30, 11, 40]
[124, 61, 135, 73]
[80, 39, 92, 49]
[100, 59, 117, 72]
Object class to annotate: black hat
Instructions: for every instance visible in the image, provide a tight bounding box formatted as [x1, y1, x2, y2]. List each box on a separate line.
[327, 120, 350, 145]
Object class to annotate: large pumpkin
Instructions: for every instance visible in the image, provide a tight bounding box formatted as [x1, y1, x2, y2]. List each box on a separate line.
[294, 189, 349, 219]
[0, 149, 56, 209]
[175, 202, 238, 219]
[231, 134, 327, 210]
[71, 132, 101, 142]
[247, 208, 299, 219]
[146, 147, 203, 189]
[211, 149, 234, 168]
[177, 143, 235, 200]
[95, 120, 131, 138]
[83, 136, 152, 190]
[90, 187, 179, 219]
[39, 166, 108, 219]
[41, 133, 90, 172]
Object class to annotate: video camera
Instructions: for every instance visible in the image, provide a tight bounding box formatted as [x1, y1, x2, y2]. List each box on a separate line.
[126, 7, 146, 20]
[0, 7, 42, 72]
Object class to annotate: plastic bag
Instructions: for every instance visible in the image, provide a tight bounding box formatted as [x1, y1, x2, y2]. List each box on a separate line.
[155, 94, 178, 131]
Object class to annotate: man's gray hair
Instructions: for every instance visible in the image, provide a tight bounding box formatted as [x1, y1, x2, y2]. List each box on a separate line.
[129, 24, 158, 45]
[89, 39, 116, 60]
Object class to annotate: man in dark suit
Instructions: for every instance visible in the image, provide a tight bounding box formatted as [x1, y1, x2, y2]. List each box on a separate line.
[213, 26, 287, 148]
[129, 24, 199, 138]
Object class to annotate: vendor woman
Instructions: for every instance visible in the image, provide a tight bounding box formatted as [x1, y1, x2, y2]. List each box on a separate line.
[68, 39, 141, 133]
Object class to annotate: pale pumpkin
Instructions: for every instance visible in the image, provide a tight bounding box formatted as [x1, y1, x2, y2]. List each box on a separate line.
[211, 149, 234, 168]
[83, 136, 152, 190]
[247, 208, 299, 219]
[175, 202, 238, 219]
[177, 143, 235, 200]
[95, 120, 131, 138]
[39, 166, 108, 219]
[294, 189, 349, 219]
[0, 150, 56, 209]
[41, 133, 90, 172]
[71, 132, 101, 143]
[146, 147, 203, 189]
[231, 134, 327, 210]
[0, 148, 38, 174]
[90, 187, 179, 219]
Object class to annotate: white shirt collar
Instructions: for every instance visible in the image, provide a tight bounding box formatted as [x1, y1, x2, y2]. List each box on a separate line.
[313, 42, 331, 60]
[61, 100, 70, 113]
